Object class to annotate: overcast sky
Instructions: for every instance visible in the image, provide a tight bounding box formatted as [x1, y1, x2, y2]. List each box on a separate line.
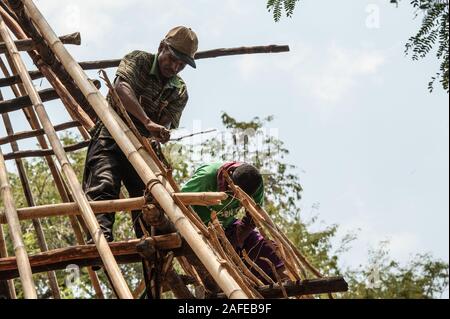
[1, 0, 448, 286]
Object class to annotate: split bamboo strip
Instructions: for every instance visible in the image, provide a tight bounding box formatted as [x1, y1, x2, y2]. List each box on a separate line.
[1, 91, 61, 298]
[260, 257, 288, 299]
[210, 212, 264, 287]
[0, 15, 133, 299]
[0, 32, 80, 53]
[0, 223, 16, 298]
[0, 149, 36, 298]
[207, 225, 260, 298]
[0, 120, 80, 145]
[241, 250, 275, 285]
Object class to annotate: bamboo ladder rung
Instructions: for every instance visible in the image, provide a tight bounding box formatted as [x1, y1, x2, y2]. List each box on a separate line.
[0, 32, 81, 54]
[0, 120, 81, 145]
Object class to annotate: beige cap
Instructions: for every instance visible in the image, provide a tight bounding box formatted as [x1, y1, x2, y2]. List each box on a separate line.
[164, 26, 199, 68]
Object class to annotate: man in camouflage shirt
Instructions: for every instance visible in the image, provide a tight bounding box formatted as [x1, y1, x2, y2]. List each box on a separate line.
[83, 26, 198, 242]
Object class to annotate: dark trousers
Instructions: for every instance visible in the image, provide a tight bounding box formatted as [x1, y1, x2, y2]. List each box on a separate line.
[82, 137, 146, 242]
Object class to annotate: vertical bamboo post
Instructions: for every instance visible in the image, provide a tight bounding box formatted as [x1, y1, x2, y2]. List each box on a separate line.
[0, 223, 16, 298]
[22, 0, 248, 298]
[0, 150, 36, 298]
[0, 15, 133, 299]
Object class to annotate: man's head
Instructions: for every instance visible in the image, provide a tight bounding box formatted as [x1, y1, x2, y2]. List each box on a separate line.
[158, 26, 198, 79]
[230, 164, 263, 196]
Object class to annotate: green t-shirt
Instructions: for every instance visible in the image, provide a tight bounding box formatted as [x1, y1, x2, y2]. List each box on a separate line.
[180, 162, 264, 228]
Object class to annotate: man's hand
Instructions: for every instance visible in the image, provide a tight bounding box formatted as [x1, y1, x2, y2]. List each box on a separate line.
[145, 120, 171, 143]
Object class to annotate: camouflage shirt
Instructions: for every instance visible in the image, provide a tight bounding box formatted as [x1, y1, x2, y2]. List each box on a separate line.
[92, 50, 189, 139]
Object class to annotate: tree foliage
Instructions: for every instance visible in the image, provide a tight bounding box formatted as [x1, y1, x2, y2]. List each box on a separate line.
[266, 0, 449, 93]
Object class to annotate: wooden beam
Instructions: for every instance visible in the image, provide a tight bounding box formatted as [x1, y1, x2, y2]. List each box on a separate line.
[0, 45, 290, 88]
[0, 32, 80, 53]
[0, 234, 183, 280]
[0, 120, 80, 145]
[213, 277, 349, 299]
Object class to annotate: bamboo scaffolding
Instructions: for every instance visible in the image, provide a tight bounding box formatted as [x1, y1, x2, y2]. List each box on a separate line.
[0, 44, 290, 88]
[5, 1, 97, 121]
[0, 234, 183, 280]
[0, 14, 104, 298]
[0, 91, 61, 298]
[0, 32, 80, 53]
[0, 15, 133, 299]
[0, 55, 105, 299]
[0, 120, 80, 145]
[0, 149, 36, 298]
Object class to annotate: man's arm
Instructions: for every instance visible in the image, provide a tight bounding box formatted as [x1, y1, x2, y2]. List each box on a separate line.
[114, 77, 170, 142]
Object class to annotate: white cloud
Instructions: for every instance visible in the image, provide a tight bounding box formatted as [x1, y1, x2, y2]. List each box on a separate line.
[295, 43, 386, 103]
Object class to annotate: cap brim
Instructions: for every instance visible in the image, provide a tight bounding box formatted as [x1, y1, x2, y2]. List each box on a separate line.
[168, 45, 196, 69]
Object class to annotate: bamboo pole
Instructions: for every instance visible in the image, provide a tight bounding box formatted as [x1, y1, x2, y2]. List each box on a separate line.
[0, 223, 16, 298]
[23, 0, 248, 298]
[0, 149, 36, 298]
[0, 15, 132, 299]
[0, 32, 81, 53]
[0, 53, 105, 299]
[0, 193, 228, 223]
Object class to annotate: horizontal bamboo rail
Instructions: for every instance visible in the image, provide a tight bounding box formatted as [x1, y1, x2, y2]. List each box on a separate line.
[0, 45, 289, 88]
[0, 193, 228, 223]
[0, 32, 80, 53]
[0, 234, 183, 280]
[0, 120, 80, 145]
[0, 8, 133, 299]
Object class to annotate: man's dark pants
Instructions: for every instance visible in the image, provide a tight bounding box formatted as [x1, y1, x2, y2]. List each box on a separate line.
[82, 136, 146, 242]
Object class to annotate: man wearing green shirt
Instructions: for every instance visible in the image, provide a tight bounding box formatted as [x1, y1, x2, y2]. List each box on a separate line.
[181, 162, 285, 283]
[83, 26, 198, 243]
